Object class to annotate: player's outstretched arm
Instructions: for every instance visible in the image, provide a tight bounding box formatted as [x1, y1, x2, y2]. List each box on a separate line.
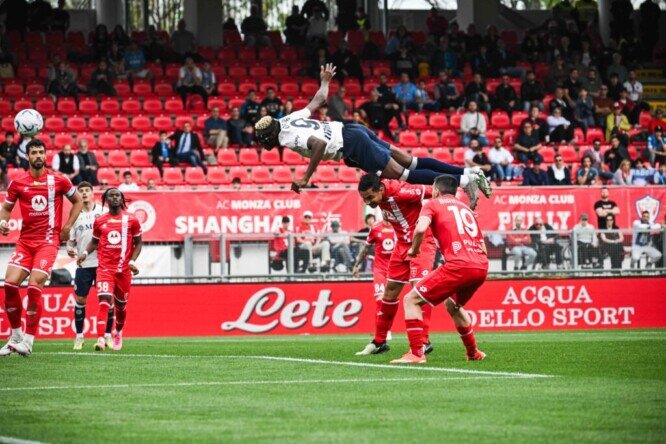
[352, 243, 371, 278]
[292, 137, 326, 193]
[305, 63, 336, 114]
[61, 191, 83, 242]
[408, 216, 432, 257]
[0, 202, 15, 236]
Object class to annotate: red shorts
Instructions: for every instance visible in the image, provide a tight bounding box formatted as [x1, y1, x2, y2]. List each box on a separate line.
[8, 239, 58, 277]
[96, 269, 132, 302]
[372, 269, 388, 300]
[387, 241, 436, 284]
[414, 265, 488, 307]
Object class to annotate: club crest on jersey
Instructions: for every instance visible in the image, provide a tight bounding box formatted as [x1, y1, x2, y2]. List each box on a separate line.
[107, 230, 122, 245]
[635, 195, 660, 223]
[452, 241, 462, 253]
[31, 195, 47, 211]
[40, 259, 47, 269]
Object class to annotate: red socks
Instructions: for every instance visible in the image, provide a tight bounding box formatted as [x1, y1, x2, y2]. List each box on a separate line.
[406, 319, 425, 357]
[422, 304, 432, 343]
[373, 298, 399, 343]
[96, 301, 111, 335]
[3, 282, 22, 329]
[24, 285, 43, 335]
[456, 325, 478, 356]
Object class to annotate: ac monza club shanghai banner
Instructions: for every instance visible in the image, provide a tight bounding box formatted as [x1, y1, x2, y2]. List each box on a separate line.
[1, 187, 664, 243]
[1, 278, 663, 338]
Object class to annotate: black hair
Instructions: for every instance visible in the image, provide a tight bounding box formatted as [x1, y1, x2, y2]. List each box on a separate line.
[26, 139, 46, 154]
[433, 175, 458, 195]
[77, 181, 93, 190]
[281, 216, 290, 223]
[358, 174, 382, 192]
[5, 131, 13, 137]
[364, 213, 376, 223]
[101, 188, 127, 210]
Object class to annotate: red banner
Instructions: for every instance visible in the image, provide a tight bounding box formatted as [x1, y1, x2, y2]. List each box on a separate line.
[1, 278, 663, 338]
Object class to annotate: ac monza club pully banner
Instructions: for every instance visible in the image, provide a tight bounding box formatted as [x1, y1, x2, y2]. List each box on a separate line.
[1, 277, 663, 339]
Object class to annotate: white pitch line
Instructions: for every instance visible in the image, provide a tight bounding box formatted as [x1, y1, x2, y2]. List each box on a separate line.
[0, 375, 522, 393]
[39, 352, 553, 378]
[0, 436, 48, 444]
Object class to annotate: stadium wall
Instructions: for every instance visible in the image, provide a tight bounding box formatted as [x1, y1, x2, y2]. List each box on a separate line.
[4, 277, 664, 339]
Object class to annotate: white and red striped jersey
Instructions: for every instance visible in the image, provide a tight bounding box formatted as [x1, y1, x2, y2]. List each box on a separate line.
[5, 170, 76, 245]
[378, 180, 433, 245]
[93, 211, 142, 273]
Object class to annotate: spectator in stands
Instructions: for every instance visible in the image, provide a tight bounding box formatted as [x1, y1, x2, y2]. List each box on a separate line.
[328, 221, 353, 271]
[549, 87, 574, 121]
[151, 131, 172, 177]
[606, 52, 628, 84]
[306, 6, 328, 49]
[169, 122, 207, 173]
[111, 25, 130, 49]
[282, 100, 295, 118]
[631, 210, 663, 268]
[118, 171, 139, 192]
[51, 0, 70, 33]
[52, 144, 80, 184]
[360, 89, 395, 141]
[284, 5, 308, 46]
[464, 23, 483, 55]
[231, 177, 242, 190]
[623, 69, 644, 106]
[350, 213, 375, 261]
[261, 88, 283, 118]
[599, 214, 624, 269]
[514, 122, 543, 164]
[415, 80, 439, 112]
[573, 214, 599, 268]
[391, 44, 416, 79]
[645, 126, 665, 166]
[353, 6, 371, 31]
[124, 41, 151, 80]
[605, 102, 631, 142]
[631, 159, 654, 185]
[26, 0, 51, 31]
[144, 24, 167, 61]
[332, 40, 364, 82]
[432, 36, 458, 75]
[0, 132, 19, 174]
[547, 154, 572, 185]
[351, 110, 366, 125]
[227, 107, 252, 147]
[48, 61, 80, 102]
[376, 73, 405, 129]
[87, 60, 116, 97]
[495, 40, 523, 79]
[433, 71, 460, 110]
[488, 137, 514, 184]
[146, 179, 157, 191]
[171, 19, 196, 59]
[575, 88, 595, 136]
[308, 47, 330, 78]
[547, 107, 574, 143]
[464, 73, 490, 113]
[522, 159, 548, 186]
[393, 72, 419, 114]
[563, 68, 583, 104]
[648, 108, 666, 133]
[328, 87, 350, 122]
[204, 107, 228, 152]
[594, 187, 619, 228]
[472, 45, 495, 78]
[201, 62, 217, 98]
[302, 0, 330, 20]
[76, 140, 98, 185]
[385, 25, 412, 55]
[594, 85, 614, 128]
[317, 105, 331, 122]
[241, 90, 261, 125]
[521, 106, 548, 142]
[606, 74, 623, 101]
[177, 57, 208, 108]
[91, 24, 110, 60]
[493, 74, 518, 116]
[529, 217, 563, 269]
[506, 215, 537, 270]
[583, 67, 602, 97]
[583, 139, 614, 181]
[653, 163, 666, 185]
[576, 155, 599, 185]
[520, 70, 545, 112]
[270, 216, 291, 270]
[464, 139, 492, 177]
[99, 179, 109, 191]
[460, 100, 488, 147]
[426, 7, 448, 38]
[108, 43, 128, 80]
[296, 211, 331, 273]
[547, 57, 568, 92]
[612, 159, 633, 184]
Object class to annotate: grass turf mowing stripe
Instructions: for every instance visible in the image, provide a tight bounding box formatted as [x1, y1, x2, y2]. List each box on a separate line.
[0, 376, 527, 392]
[38, 352, 553, 378]
[0, 436, 48, 444]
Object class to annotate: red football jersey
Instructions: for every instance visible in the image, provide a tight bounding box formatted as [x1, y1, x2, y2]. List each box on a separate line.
[5, 170, 76, 245]
[419, 195, 488, 269]
[93, 211, 142, 272]
[379, 180, 434, 245]
[366, 222, 396, 276]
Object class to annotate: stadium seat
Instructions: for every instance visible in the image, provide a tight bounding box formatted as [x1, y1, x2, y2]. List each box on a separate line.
[120, 132, 141, 150]
[56, 98, 77, 115]
[143, 98, 163, 114]
[338, 166, 359, 183]
[249, 65, 268, 78]
[195, 115, 209, 130]
[13, 99, 33, 112]
[411, 147, 430, 158]
[140, 167, 161, 185]
[141, 132, 160, 149]
[408, 113, 428, 130]
[344, 79, 362, 96]
[1, 116, 13, 132]
[258, 47, 277, 62]
[107, 150, 128, 167]
[239, 149, 260, 165]
[53, 133, 74, 149]
[398, 131, 419, 147]
[207, 166, 229, 185]
[7, 168, 25, 182]
[78, 98, 99, 114]
[229, 166, 250, 182]
[207, 98, 227, 112]
[4, 82, 24, 98]
[272, 166, 293, 183]
[98, 133, 118, 150]
[283, 149, 306, 165]
[100, 98, 120, 114]
[113, 81, 131, 97]
[260, 149, 280, 165]
[419, 131, 440, 147]
[163, 167, 184, 185]
[429, 113, 449, 130]
[217, 82, 237, 97]
[87, 115, 109, 132]
[217, 149, 238, 166]
[185, 167, 207, 185]
[44, 116, 65, 132]
[432, 147, 453, 163]
[558, 145, 578, 163]
[0, 99, 11, 115]
[131, 115, 152, 132]
[511, 111, 528, 127]
[250, 166, 272, 184]
[541, 146, 556, 164]
[449, 113, 463, 130]
[228, 65, 247, 78]
[76, 132, 96, 148]
[165, 97, 184, 113]
[452, 148, 466, 164]
[270, 65, 289, 78]
[154, 82, 173, 96]
[280, 82, 299, 96]
[65, 115, 87, 132]
[121, 98, 142, 115]
[129, 150, 152, 167]
[132, 81, 152, 96]
[586, 128, 604, 143]
[153, 115, 174, 132]
[314, 165, 337, 183]
[301, 81, 319, 95]
[174, 115, 194, 129]
[97, 168, 118, 185]
[110, 116, 130, 132]
[491, 111, 511, 129]
[36, 97, 55, 115]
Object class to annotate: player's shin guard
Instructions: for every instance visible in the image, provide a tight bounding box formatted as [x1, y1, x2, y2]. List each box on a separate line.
[3, 282, 23, 329]
[421, 304, 432, 343]
[114, 299, 127, 332]
[415, 157, 464, 175]
[106, 307, 115, 334]
[373, 298, 399, 343]
[405, 319, 425, 357]
[456, 325, 478, 356]
[25, 286, 43, 336]
[96, 300, 111, 335]
[74, 303, 86, 335]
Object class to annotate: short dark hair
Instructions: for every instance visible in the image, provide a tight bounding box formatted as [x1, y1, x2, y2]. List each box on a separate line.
[281, 216, 290, 223]
[642, 211, 650, 216]
[358, 174, 382, 192]
[26, 139, 46, 154]
[5, 131, 13, 137]
[77, 181, 93, 190]
[160, 130, 166, 135]
[232, 177, 241, 184]
[433, 175, 458, 195]
[364, 213, 376, 223]
[123, 171, 132, 177]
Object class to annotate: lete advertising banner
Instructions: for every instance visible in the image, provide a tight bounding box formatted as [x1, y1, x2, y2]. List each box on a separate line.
[0, 278, 663, 338]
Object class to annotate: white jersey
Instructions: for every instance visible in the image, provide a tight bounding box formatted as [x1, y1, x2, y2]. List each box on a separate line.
[69, 203, 105, 268]
[278, 108, 344, 161]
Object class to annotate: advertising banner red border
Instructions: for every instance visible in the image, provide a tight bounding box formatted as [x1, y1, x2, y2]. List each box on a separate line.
[1, 277, 664, 339]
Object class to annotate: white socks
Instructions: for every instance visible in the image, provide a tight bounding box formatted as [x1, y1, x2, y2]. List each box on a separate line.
[12, 328, 22, 340]
[459, 175, 470, 187]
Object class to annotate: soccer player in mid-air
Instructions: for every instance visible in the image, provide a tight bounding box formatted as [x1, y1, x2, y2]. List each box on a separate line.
[254, 63, 491, 208]
[391, 175, 488, 364]
[354, 174, 437, 356]
[0, 139, 82, 356]
[77, 188, 142, 351]
[67, 181, 110, 350]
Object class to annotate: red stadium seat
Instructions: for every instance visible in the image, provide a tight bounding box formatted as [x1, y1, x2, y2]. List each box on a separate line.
[110, 116, 130, 132]
[280, 82, 299, 96]
[250, 166, 272, 184]
[228, 166, 249, 182]
[301, 81, 319, 95]
[398, 131, 419, 147]
[270, 65, 289, 78]
[113, 81, 131, 97]
[0, 99, 11, 115]
[44, 116, 65, 132]
[163, 167, 184, 185]
[573, 128, 585, 144]
[272, 166, 293, 183]
[283, 149, 306, 165]
[140, 167, 162, 185]
[1, 116, 14, 132]
[249, 65, 268, 78]
[76, 132, 96, 148]
[429, 113, 449, 130]
[195, 114, 209, 130]
[164, 64, 181, 80]
[338, 166, 359, 183]
[218, 45, 237, 61]
[57, 98, 77, 115]
[7, 168, 25, 182]
[131, 115, 152, 132]
[129, 150, 152, 167]
[228, 65, 247, 78]
[432, 147, 453, 163]
[153, 115, 174, 132]
[511, 111, 528, 127]
[217, 82, 237, 96]
[13, 99, 33, 112]
[207, 166, 229, 185]
[237, 81, 256, 95]
[107, 150, 128, 167]
[207, 98, 227, 112]
[258, 47, 277, 62]
[98, 133, 118, 150]
[65, 116, 87, 132]
[452, 148, 466, 164]
[119, 132, 140, 150]
[558, 145, 578, 163]
[36, 97, 56, 115]
[53, 132, 74, 149]
[239, 149, 260, 165]
[132, 81, 152, 96]
[449, 113, 463, 129]
[4, 82, 24, 98]
[88, 115, 109, 132]
[260, 149, 280, 165]
[164, 97, 184, 114]
[410, 147, 430, 158]
[280, 46, 298, 61]
[78, 98, 99, 114]
[344, 79, 362, 96]
[143, 98, 163, 114]
[408, 113, 428, 130]
[173, 116, 193, 130]
[314, 165, 337, 183]
[141, 132, 160, 148]
[541, 147, 555, 164]
[100, 98, 120, 114]
[154, 82, 173, 96]
[586, 128, 604, 143]
[491, 111, 511, 129]
[419, 130, 440, 147]
[121, 98, 142, 115]
[97, 168, 118, 185]
[185, 167, 207, 185]
[639, 111, 652, 128]
[217, 149, 238, 166]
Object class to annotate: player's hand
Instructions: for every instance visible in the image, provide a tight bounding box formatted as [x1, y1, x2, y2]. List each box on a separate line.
[320, 63, 336, 83]
[60, 225, 72, 242]
[67, 246, 77, 258]
[76, 253, 87, 267]
[408, 247, 419, 257]
[0, 220, 9, 236]
[129, 263, 139, 276]
[352, 264, 361, 278]
[291, 178, 308, 194]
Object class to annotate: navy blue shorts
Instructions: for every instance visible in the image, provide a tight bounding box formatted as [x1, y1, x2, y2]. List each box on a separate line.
[74, 267, 97, 297]
[341, 124, 391, 175]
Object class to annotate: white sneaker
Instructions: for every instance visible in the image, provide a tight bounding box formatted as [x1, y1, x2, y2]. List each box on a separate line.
[0, 335, 23, 357]
[387, 331, 393, 341]
[94, 337, 106, 351]
[73, 337, 85, 350]
[463, 176, 479, 210]
[9, 339, 32, 357]
[112, 330, 123, 351]
[354, 341, 390, 356]
[105, 335, 113, 349]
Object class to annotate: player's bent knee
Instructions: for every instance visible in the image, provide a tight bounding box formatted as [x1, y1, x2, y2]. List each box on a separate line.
[75, 296, 87, 305]
[404, 291, 423, 307]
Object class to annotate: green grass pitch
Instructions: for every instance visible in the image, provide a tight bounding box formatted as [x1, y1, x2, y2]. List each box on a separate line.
[0, 330, 664, 443]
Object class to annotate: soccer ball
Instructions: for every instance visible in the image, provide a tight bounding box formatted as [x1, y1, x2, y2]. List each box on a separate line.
[14, 109, 44, 137]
